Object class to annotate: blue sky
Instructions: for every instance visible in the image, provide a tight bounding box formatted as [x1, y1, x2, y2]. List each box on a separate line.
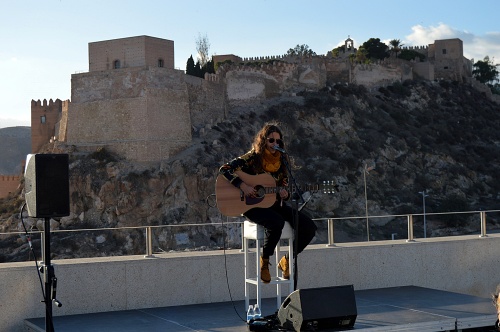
[1, 0, 499, 128]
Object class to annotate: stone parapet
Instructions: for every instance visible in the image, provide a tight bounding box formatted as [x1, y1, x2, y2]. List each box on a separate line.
[2, 234, 499, 331]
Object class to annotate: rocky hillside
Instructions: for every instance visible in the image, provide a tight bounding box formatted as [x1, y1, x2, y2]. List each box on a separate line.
[0, 126, 31, 174]
[1, 80, 500, 262]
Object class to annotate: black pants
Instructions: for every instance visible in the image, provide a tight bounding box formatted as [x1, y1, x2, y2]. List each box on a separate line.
[244, 201, 317, 259]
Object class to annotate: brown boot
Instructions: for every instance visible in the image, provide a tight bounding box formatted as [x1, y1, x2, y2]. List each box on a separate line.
[278, 255, 290, 280]
[260, 257, 271, 283]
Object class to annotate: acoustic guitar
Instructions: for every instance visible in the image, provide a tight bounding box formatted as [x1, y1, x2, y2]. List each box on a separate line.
[215, 171, 335, 217]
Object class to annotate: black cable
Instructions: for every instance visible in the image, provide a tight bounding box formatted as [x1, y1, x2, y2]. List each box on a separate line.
[19, 203, 56, 331]
[205, 193, 246, 322]
[19, 203, 45, 299]
[221, 214, 246, 322]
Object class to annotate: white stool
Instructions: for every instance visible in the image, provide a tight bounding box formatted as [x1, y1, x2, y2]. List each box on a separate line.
[243, 220, 294, 312]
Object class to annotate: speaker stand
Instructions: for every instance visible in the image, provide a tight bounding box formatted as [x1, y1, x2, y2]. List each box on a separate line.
[41, 217, 62, 332]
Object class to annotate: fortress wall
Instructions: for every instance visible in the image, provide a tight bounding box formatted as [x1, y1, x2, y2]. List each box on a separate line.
[67, 98, 147, 143]
[325, 59, 350, 84]
[71, 67, 150, 103]
[0, 175, 21, 199]
[55, 100, 70, 142]
[353, 63, 411, 88]
[186, 78, 226, 128]
[412, 62, 434, 80]
[145, 88, 192, 141]
[67, 67, 193, 162]
[224, 61, 328, 104]
[225, 71, 277, 102]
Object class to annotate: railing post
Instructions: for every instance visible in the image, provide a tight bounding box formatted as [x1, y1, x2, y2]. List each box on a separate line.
[40, 231, 46, 263]
[327, 218, 336, 247]
[240, 220, 245, 252]
[406, 214, 415, 242]
[480, 211, 488, 238]
[144, 227, 154, 258]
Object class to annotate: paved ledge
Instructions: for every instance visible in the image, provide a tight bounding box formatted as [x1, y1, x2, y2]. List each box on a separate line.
[24, 286, 498, 332]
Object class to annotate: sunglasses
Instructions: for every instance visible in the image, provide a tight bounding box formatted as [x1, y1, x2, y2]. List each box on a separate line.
[267, 138, 283, 145]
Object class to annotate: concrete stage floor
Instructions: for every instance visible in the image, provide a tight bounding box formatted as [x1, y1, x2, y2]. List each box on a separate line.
[25, 286, 499, 332]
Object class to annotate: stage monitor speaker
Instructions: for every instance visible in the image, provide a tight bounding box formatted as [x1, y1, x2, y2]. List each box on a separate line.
[278, 285, 357, 331]
[24, 154, 70, 218]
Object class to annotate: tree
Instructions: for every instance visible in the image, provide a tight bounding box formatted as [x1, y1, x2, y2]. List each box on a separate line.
[472, 56, 499, 85]
[196, 33, 211, 67]
[186, 55, 196, 76]
[202, 59, 214, 75]
[194, 60, 203, 78]
[286, 44, 316, 57]
[389, 39, 404, 57]
[354, 46, 369, 63]
[361, 38, 389, 60]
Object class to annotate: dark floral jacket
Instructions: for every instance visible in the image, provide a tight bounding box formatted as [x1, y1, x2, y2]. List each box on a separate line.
[219, 149, 288, 191]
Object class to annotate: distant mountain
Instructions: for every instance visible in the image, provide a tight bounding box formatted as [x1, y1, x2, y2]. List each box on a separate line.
[0, 126, 31, 174]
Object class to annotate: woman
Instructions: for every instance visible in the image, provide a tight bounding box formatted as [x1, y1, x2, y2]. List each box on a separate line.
[219, 122, 317, 283]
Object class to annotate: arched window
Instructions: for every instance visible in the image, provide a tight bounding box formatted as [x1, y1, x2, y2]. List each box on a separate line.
[158, 59, 164, 68]
[113, 60, 121, 69]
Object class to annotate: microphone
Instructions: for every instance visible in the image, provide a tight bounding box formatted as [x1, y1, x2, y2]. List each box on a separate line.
[272, 145, 287, 154]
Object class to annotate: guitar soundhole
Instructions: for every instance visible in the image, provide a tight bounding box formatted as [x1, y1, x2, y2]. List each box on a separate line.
[245, 185, 266, 206]
[255, 185, 265, 198]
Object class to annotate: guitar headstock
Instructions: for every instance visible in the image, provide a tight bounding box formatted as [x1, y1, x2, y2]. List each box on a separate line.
[321, 180, 336, 194]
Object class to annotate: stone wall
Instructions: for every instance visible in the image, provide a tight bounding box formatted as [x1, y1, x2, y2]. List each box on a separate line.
[0, 175, 20, 198]
[353, 61, 413, 88]
[412, 62, 435, 80]
[67, 66, 225, 162]
[325, 58, 350, 84]
[221, 59, 327, 106]
[55, 100, 70, 142]
[185, 74, 226, 129]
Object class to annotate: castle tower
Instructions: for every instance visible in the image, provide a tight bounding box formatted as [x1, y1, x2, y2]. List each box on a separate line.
[89, 35, 174, 71]
[67, 35, 194, 162]
[31, 98, 63, 153]
[428, 38, 469, 81]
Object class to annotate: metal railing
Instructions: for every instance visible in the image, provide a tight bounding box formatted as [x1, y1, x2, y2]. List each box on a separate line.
[1, 210, 499, 260]
[317, 209, 499, 246]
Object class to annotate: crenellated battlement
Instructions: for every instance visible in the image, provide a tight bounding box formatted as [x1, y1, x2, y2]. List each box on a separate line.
[31, 98, 63, 109]
[0, 175, 20, 182]
[0, 175, 21, 198]
[402, 45, 429, 50]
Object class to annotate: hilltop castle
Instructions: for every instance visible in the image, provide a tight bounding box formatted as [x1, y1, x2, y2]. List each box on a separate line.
[29, 35, 491, 164]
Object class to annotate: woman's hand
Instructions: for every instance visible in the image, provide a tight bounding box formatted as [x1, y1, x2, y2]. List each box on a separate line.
[240, 182, 256, 197]
[279, 188, 289, 200]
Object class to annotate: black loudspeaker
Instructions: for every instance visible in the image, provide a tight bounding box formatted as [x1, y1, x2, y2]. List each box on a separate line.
[24, 154, 70, 218]
[278, 285, 357, 331]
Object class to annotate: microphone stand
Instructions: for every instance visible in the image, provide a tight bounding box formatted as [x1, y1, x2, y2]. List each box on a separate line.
[279, 152, 305, 291]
